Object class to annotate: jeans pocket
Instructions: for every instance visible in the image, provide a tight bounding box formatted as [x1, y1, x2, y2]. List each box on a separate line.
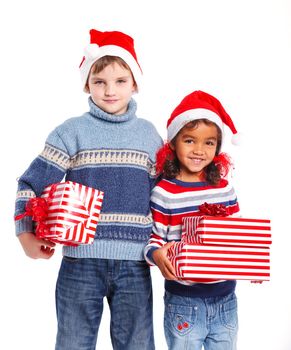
[63, 256, 81, 263]
[219, 293, 238, 330]
[165, 302, 198, 336]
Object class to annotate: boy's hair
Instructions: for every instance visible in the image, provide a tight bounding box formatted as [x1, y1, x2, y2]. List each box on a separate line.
[164, 119, 222, 185]
[85, 55, 137, 92]
[90, 55, 132, 75]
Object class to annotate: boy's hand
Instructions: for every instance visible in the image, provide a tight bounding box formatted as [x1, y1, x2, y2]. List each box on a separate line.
[18, 232, 56, 259]
[152, 241, 177, 280]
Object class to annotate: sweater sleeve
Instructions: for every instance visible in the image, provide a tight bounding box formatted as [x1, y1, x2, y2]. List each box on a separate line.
[227, 184, 240, 217]
[15, 128, 71, 235]
[144, 184, 170, 265]
[147, 129, 163, 191]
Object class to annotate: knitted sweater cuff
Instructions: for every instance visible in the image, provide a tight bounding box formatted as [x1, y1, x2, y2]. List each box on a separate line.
[15, 216, 33, 236]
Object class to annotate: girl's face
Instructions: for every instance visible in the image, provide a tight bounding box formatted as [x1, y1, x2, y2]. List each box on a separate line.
[87, 62, 136, 115]
[171, 121, 218, 182]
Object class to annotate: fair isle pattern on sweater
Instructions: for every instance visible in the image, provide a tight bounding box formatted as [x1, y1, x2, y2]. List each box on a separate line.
[40, 145, 156, 175]
[40, 144, 70, 170]
[15, 98, 163, 260]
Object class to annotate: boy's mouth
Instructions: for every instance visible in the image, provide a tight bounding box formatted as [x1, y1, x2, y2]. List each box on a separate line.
[103, 99, 118, 103]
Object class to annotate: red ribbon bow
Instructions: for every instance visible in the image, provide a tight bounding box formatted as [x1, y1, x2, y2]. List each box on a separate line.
[15, 184, 58, 238]
[15, 197, 48, 221]
[198, 202, 230, 216]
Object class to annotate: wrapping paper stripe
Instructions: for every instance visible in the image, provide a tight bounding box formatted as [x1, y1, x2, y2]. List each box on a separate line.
[182, 216, 201, 244]
[40, 181, 104, 245]
[168, 243, 270, 282]
[182, 216, 272, 247]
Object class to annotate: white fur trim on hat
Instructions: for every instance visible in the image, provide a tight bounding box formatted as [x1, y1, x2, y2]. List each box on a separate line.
[167, 108, 224, 141]
[80, 44, 142, 92]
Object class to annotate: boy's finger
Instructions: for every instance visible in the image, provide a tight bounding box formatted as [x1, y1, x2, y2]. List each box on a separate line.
[40, 247, 55, 259]
[38, 239, 56, 247]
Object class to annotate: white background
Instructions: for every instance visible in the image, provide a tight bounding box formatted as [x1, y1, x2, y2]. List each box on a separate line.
[1, 0, 291, 349]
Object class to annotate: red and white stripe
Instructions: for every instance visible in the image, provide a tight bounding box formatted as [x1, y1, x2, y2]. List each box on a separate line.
[182, 216, 272, 247]
[168, 243, 270, 282]
[41, 181, 104, 245]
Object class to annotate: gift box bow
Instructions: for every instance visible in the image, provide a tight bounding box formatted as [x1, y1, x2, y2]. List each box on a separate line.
[15, 181, 104, 246]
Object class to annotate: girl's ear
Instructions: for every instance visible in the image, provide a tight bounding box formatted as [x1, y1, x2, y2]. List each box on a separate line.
[169, 141, 175, 151]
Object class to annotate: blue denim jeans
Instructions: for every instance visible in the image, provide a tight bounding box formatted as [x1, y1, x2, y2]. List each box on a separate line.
[55, 257, 155, 350]
[164, 291, 238, 350]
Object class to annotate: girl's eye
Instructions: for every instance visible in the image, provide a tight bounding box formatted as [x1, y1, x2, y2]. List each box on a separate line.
[206, 140, 216, 146]
[184, 139, 194, 144]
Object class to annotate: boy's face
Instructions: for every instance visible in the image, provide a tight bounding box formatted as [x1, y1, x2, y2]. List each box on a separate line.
[87, 62, 136, 115]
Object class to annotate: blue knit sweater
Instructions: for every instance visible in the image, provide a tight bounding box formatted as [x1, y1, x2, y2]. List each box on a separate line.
[15, 97, 163, 260]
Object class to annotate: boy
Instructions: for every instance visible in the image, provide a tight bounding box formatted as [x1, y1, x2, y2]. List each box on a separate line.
[15, 29, 162, 350]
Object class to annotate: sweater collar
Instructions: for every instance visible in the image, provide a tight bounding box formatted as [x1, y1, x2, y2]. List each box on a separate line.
[169, 178, 210, 188]
[88, 97, 137, 123]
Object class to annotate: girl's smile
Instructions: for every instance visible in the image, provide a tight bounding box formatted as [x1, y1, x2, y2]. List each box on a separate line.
[171, 121, 218, 182]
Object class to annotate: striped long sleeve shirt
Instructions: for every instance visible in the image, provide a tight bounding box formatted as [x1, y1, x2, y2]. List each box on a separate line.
[144, 177, 240, 297]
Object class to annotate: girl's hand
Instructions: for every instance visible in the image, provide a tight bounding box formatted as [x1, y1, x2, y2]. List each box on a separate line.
[18, 232, 56, 259]
[152, 241, 177, 280]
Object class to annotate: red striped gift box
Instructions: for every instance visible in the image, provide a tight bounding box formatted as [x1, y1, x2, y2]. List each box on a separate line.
[168, 242, 270, 282]
[182, 216, 272, 248]
[40, 181, 104, 245]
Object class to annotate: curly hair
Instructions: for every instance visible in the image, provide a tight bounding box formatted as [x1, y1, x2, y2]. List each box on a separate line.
[163, 119, 222, 185]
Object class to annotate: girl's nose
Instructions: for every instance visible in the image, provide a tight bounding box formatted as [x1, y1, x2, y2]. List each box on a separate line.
[193, 150, 204, 156]
[192, 144, 204, 155]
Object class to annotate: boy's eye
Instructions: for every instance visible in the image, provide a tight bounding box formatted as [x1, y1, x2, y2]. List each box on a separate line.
[94, 80, 104, 85]
[184, 139, 194, 144]
[117, 79, 127, 84]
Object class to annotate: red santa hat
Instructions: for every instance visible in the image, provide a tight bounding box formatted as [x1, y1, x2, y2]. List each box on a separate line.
[167, 90, 240, 144]
[79, 29, 142, 92]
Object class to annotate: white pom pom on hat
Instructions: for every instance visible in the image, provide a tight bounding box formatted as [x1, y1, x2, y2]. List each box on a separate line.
[231, 132, 242, 145]
[167, 90, 240, 145]
[83, 44, 101, 60]
[79, 29, 143, 92]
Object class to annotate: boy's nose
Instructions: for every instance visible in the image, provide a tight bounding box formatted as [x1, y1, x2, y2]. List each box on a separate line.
[105, 84, 115, 96]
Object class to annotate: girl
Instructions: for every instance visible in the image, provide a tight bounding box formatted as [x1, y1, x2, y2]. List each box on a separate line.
[145, 90, 240, 350]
